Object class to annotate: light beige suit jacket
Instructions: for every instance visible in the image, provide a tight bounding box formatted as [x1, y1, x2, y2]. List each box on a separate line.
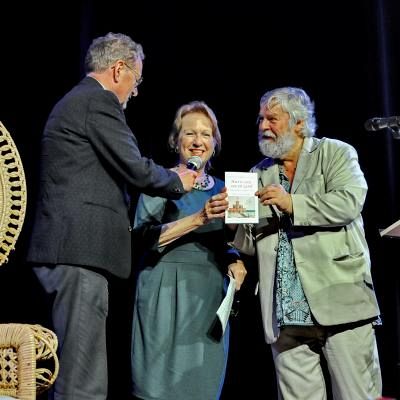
[233, 137, 380, 343]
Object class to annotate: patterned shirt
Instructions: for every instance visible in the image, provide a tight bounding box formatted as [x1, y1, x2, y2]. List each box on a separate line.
[275, 165, 313, 326]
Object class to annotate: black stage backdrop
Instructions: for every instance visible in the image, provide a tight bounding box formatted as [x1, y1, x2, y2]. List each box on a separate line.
[1, 1, 400, 398]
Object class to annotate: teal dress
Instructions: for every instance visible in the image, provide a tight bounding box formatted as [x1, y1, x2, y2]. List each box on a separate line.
[131, 177, 230, 400]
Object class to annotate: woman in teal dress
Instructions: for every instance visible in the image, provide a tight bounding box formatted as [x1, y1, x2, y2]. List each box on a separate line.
[130, 101, 247, 400]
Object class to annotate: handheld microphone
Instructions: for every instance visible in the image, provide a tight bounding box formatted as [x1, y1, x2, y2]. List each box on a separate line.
[364, 116, 400, 131]
[186, 156, 202, 171]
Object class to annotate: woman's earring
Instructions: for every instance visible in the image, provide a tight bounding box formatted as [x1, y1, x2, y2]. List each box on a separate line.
[175, 147, 179, 153]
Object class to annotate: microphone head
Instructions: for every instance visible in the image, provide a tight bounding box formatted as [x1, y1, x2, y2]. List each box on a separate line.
[186, 156, 202, 171]
[364, 116, 400, 131]
[364, 118, 380, 131]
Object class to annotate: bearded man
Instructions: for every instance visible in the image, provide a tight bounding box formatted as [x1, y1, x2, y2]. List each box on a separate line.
[232, 87, 382, 400]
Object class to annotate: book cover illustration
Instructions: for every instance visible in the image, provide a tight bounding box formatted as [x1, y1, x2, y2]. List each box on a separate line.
[225, 172, 259, 224]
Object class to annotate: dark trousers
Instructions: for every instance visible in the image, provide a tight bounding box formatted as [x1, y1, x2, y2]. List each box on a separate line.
[34, 264, 109, 400]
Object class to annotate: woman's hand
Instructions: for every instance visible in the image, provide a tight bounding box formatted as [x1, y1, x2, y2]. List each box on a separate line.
[199, 187, 229, 224]
[228, 259, 247, 290]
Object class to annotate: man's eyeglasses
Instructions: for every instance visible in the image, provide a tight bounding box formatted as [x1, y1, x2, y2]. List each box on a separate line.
[123, 62, 143, 88]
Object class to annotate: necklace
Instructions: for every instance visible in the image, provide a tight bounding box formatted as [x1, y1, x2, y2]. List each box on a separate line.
[171, 166, 215, 191]
[193, 174, 214, 191]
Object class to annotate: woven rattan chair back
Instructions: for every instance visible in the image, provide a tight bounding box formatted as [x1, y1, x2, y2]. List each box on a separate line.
[0, 324, 59, 400]
[0, 121, 27, 266]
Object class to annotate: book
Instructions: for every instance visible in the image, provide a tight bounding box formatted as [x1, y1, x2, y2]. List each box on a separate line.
[225, 171, 259, 224]
[379, 219, 400, 238]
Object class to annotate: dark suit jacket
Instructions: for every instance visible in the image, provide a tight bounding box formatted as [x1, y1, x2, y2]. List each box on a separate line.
[27, 77, 184, 278]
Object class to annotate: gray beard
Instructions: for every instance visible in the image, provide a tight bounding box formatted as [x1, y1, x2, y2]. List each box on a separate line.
[258, 130, 296, 159]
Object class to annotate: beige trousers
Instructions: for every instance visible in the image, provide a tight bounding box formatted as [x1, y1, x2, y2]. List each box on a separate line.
[271, 323, 382, 400]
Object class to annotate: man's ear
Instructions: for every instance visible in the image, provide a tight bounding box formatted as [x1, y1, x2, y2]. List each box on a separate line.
[112, 60, 124, 83]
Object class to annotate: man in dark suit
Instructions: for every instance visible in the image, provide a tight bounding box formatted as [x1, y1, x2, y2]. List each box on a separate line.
[27, 32, 196, 400]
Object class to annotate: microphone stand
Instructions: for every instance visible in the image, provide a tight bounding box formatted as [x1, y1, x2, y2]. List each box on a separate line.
[388, 126, 400, 140]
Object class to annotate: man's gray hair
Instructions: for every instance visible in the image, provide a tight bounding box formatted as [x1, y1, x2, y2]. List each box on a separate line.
[260, 87, 317, 137]
[84, 32, 144, 74]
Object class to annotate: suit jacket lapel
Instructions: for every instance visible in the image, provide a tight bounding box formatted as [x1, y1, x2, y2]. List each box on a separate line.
[292, 137, 316, 193]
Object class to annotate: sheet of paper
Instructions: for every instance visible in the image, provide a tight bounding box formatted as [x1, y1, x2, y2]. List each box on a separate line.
[225, 171, 259, 224]
[216, 275, 236, 335]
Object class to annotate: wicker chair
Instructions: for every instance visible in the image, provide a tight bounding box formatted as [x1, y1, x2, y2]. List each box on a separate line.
[0, 324, 59, 400]
[0, 122, 57, 399]
[0, 121, 27, 267]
